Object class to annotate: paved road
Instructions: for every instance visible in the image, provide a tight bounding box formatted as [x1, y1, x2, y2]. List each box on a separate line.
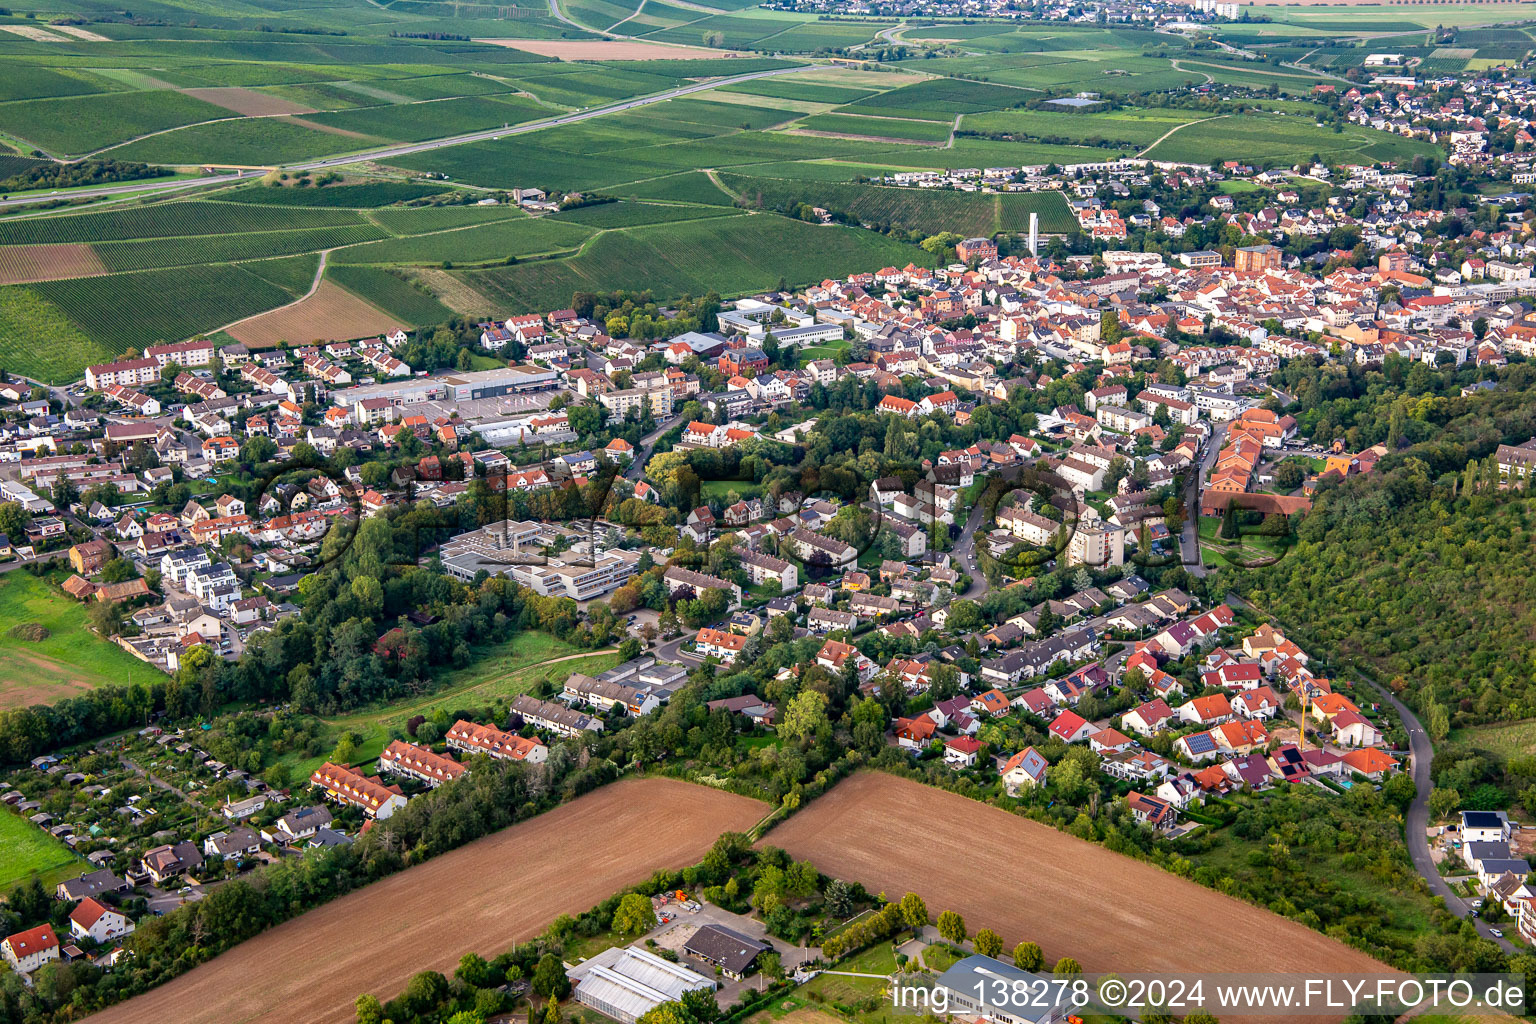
[1357, 675, 1517, 952]
[291, 65, 816, 174]
[0, 172, 260, 211]
[1179, 422, 1225, 577]
[952, 497, 991, 601]
[1225, 593, 1517, 953]
[0, 66, 817, 211]
[625, 412, 687, 482]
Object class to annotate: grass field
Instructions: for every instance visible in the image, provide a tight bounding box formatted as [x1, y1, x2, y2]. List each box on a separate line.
[0, 805, 82, 892]
[0, 572, 169, 711]
[272, 632, 620, 781]
[1451, 719, 1536, 759]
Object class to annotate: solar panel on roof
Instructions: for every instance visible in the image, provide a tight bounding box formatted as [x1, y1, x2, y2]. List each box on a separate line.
[1186, 733, 1216, 753]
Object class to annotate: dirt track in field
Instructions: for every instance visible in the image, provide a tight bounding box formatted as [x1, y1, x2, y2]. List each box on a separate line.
[226, 279, 400, 348]
[477, 38, 734, 59]
[766, 773, 1392, 989]
[0, 243, 108, 284]
[86, 778, 766, 1024]
[181, 87, 316, 117]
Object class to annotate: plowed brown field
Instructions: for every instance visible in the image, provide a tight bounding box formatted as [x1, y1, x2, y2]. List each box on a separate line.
[226, 278, 398, 347]
[0, 243, 107, 284]
[766, 773, 1391, 979]
[86, 778, 766, 1024]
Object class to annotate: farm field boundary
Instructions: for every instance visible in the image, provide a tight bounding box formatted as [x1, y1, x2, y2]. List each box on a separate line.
[85, 777, 766, 1024]
[765, 772, 1394, 982]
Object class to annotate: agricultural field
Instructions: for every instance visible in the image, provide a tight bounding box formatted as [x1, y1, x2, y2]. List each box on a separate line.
[716, 79, 876, 105]
[302, 95, 551, 144]
[767, 772, 1394, 976]
[722, 174, 1075, 235]
[841, 77, 1036, 117]
[0, 243, 108, 286]
[1144, 110, 1439, 166]
[109, 116, 386, 165]
[0, 285, 120, 382]
[225, 278, 399, 349]
[220, 182, 450, 207]
[454, 212, 934, 314]
[617, 171, 740, 205]
[31, 263, 297, 355]
[546, 200, 739, 228]
[0, 573, 169, 711]
[794, 113, 954, 144]
[328, 216, 595, 267]
[85, 778, 767, 1024]
[94, 224, 388, 273]
[367, 204, 531, 233]
[0, 202, 364, 247]
[961, 106, 1205, 148]
[325, 263, 454, 325]
[0, 89, 231, 157]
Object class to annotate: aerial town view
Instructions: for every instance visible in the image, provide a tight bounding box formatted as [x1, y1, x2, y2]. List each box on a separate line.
[4, 0, 1536, 1019]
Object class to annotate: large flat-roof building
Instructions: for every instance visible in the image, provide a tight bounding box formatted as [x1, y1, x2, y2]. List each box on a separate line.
[568, 946, 715, 1024]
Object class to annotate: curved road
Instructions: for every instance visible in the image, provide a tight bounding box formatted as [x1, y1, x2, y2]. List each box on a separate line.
[0, 65, 817, 212]
[1225, 594, 1515, 952]
[1357, 675, 1516, 952]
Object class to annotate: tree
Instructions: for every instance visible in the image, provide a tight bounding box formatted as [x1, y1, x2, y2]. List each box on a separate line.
[1053, 957, 1081, 976]
[974, 928, 1003, 959]
[780, 689, 829, 742]
[898, 892, 928, 932]
[532, 953, 571, 999]
[1013, 941, 1044, 970]
[937, 910, 966, 944]
[1428, 786, 1462, 822]
[99, 557, 137, 584]
[638, 1002, 693, 1024]
[824, 878, 856, 918]
[612, 892, 656, 936]
[758, 951, 783, 980]
[355, 993, 384, 1024]
[0, 501, 30, 542]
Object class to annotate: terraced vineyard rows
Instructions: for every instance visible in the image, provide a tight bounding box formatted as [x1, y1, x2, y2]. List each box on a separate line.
[456, 213, 934, 314]
[722, 174, 1076, 235]
[31, 264, 297, 352]
[0, 202, 364, 246]
[95, 224, 388, 273]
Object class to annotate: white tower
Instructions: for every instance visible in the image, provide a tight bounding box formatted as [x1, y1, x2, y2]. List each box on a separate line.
[1028, 212, 1039, 257]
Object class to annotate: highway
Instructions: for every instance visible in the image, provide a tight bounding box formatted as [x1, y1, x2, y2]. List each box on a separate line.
[0, 65, 817, 212]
